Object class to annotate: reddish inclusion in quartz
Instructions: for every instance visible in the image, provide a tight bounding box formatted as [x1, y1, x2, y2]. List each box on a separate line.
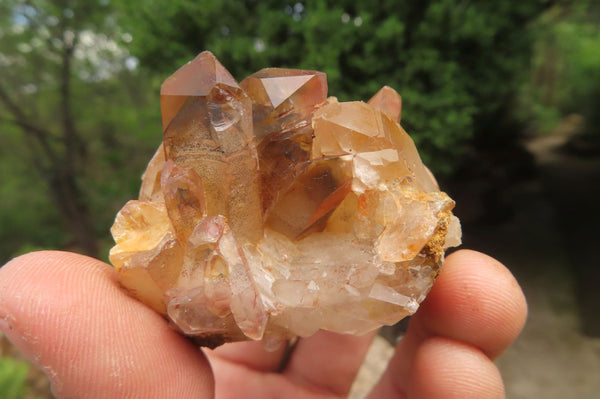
[109, 51, 461, 348]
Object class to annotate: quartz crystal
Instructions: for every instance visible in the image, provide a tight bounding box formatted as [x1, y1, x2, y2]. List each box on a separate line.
[110, 51, 461, 349]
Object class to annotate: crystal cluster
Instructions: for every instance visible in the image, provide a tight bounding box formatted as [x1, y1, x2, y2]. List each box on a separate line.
[109, 51, 461, 349]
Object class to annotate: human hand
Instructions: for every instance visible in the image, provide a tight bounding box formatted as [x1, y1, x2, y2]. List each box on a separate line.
[0, 249, 526, 398]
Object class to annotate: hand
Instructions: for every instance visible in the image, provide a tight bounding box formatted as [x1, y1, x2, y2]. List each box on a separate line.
[0, 249, 526, 398]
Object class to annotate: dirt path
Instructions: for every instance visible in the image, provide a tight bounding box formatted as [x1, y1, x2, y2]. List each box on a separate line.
[464, 128, 600, 398]
[470, 176, 600, 399]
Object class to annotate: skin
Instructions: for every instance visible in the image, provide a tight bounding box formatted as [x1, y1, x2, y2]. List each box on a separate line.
[0, 249, 526, 398]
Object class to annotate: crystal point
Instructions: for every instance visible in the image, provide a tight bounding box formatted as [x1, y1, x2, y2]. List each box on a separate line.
[110, 54, 461, 349]
[368, 85, 402, 123]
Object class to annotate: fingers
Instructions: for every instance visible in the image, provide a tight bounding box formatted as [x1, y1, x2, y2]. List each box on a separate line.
[283, 329, 377, 397]
[368, 249, 526, 398]
[0, 251, 214, 399]
[205, 340, 286, 372]
[406, 336, 504, 398]
[415, 249, 527, 359]
[204, 331, 377, 398]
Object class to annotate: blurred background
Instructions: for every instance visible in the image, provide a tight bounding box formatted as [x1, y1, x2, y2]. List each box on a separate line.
[0, 0, 598, 398]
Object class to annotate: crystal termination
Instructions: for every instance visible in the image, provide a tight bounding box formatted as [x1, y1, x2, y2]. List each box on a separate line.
[109, 51, 461, 349]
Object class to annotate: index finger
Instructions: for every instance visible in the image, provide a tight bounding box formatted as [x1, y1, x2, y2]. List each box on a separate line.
[368, 249, 527, 397]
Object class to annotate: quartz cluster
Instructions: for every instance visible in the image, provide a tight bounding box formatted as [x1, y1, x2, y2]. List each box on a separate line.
[109, 51, 461, 349]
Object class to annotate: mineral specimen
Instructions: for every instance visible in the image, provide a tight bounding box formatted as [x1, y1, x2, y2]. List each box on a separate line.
[109, 51, 461, 349]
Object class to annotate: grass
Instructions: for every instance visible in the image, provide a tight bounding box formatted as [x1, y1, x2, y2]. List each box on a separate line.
[0, 357, 29, 399]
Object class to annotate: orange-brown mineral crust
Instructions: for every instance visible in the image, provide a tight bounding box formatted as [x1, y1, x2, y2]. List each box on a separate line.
[109, 51, 462, 350]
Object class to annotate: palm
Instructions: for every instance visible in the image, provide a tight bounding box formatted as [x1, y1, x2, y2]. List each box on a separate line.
[205, 332, 375, 399]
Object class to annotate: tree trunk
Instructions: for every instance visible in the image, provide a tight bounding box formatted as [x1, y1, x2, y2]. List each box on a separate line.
[0, 27, 100, 258]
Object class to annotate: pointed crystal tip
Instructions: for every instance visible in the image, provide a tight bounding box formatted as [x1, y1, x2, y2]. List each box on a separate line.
[110, 52, 461, 349]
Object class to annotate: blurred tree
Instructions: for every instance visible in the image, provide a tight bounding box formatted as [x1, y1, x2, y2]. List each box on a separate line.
[0, 0, 554, 261]
[522, 0, 600, 139]
[0, 0, 156, 260]
[119, 0, 550, 173]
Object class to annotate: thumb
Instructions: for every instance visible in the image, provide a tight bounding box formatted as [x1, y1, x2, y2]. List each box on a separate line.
[0, 251, 214, 399]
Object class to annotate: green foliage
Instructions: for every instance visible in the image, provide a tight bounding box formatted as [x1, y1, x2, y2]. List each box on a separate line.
[119, 0, 548, 174]
[0, 141, 66, 259]
[0, 0, 159, 262]
[0, 357, 29, 399]
[519, 1, 600, 136]
[557, 16, 600, 139]
[0, 0, 555, 261]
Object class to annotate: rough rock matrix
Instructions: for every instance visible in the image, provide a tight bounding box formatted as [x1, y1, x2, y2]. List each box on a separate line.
[109, 51, 461, 349]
